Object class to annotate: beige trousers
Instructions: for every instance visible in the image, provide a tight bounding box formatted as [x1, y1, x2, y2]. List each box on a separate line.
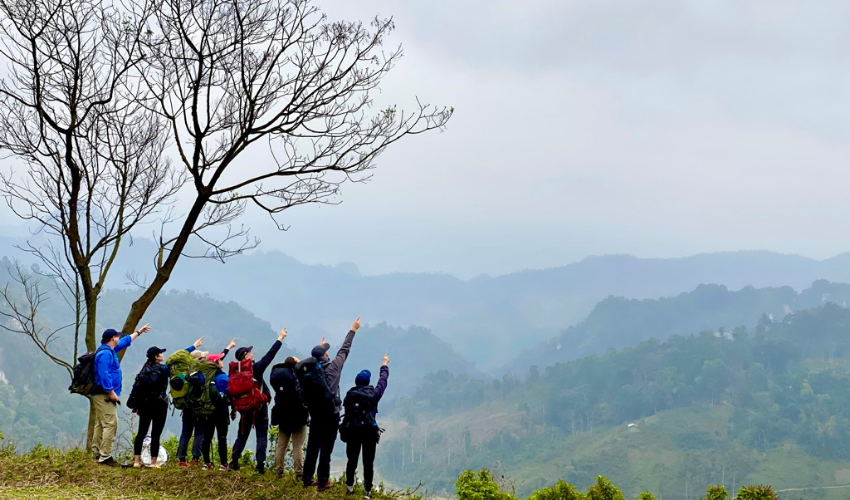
[275, 425, 307, 475]
[89, 394, 118, 461]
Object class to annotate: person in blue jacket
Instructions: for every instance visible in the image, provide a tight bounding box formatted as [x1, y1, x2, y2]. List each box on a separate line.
[343, 353, 390, 498]
[91, 323, 150, 466]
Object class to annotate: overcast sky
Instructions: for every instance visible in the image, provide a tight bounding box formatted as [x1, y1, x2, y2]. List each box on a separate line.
[5, 0, 850, 278]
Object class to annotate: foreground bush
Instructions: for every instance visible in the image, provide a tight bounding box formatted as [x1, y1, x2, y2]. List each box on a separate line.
[459, 469, 785, 500]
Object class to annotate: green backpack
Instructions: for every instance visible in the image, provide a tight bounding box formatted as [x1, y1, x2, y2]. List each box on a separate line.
[192, 359, 221, 416]
[166, 350, 197, 410]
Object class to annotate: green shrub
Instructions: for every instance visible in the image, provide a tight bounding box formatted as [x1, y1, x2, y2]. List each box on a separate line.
[456, 470, 517, 500]
[735, 485, 778, 500]
[636, 493, 656, 500]
[703, 485, 729, 500]
[585, 476, 624, 500]
[528, 480, 584, 500]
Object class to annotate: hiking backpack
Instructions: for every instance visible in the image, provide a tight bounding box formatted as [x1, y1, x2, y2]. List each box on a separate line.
[228, 358, 268, 412]
[296, 362, 335, 414]
[191, 359, 222, 416]
[339, 386, 379, 443]
[68, 345, 110, 395]
[166, 350, 198, 410]
[127, 363, 164, 410]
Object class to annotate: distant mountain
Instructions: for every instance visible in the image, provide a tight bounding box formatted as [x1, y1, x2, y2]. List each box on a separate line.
[3, 234, 850, 370]
[507, 279, 850, 374]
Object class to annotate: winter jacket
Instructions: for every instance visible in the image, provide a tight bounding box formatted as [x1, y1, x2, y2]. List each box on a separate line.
[250, 340, 282, 401]
[94, 336, 132, 396]
[323, 329, 356, 414]
[270, 363, 309, 432]
[345, 365, 389, 418]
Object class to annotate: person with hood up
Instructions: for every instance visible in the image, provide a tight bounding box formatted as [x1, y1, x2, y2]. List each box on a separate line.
[342, 353, 390, 498]
[91, 323, 150, 466]
[228, 326, 288, 474]
[298, 316, 362, 490]
[270, 356, 309, 479]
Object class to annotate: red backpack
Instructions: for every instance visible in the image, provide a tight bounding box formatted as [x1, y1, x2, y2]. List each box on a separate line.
[228, 358, 269, 412]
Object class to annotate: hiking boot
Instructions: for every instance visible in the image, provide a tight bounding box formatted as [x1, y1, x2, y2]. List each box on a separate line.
[228, 461, 240, 471]
[255, 465, 265, 475]
[178, 461, 190, 468]
[98, 456, 117, 467]
[202, 463, 214, 470]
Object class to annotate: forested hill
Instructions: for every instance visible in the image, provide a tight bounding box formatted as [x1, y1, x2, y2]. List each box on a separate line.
[376, 304, 850, 499]
[507, 279, 850, 373]
[7, 232, 847, 370]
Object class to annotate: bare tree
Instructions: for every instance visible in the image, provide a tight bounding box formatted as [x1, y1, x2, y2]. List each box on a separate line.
[0, 0, 180, 441]
[0, 0, 449, 443]
[121, 0, 451, 333]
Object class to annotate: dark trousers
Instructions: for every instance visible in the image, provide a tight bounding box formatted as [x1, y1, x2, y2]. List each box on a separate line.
[177, 408, 205, 461]
[133, 401, 167, 456]
[202, 409, 230, 466]
[230, 404, 269, 469]
[346, 436, 378, 492]
[302, 413, 340, 486]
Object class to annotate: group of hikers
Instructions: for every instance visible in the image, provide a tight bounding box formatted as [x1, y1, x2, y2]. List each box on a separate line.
[84, 317, 389, 496]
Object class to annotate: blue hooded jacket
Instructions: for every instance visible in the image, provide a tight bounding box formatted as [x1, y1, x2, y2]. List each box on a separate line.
[94, 336, 133, 396]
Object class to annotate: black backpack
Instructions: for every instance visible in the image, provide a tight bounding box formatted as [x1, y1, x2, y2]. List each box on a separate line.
[68, 345, 110, 395]
[340, 386, 379, 443]
[296, 362, 335, 415]
[127, 363, 165, 410]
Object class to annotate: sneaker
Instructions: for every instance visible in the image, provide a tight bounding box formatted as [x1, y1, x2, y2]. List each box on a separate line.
[228, 461, 240, 471]
[316, 480, 334, 492]
[179, 461, 190, 468]
[132, 462, 142, 468]
[98, 456, 117, 467]
[146, 463, 162, 469]
[347, 485, 355, 495]
[364, 491, 373, 499]
[189, 459, 201, 467]
[255, 465, 265, 475]
[202, 463, 214, 470]
[218, 464, 230, 472]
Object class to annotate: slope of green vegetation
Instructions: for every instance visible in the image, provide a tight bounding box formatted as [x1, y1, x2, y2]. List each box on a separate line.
[378, 304, 850, 498]
[509, 280, 850, 373]
[0, 447, 396, 500]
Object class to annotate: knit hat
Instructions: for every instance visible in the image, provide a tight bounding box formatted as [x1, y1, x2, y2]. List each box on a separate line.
[355, 369, 371, 386]
[101, 329, 121, 343]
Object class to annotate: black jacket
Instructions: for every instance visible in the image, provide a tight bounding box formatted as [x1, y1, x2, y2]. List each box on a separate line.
[270, 363, 309, 432]
[251, 340, 282, 400]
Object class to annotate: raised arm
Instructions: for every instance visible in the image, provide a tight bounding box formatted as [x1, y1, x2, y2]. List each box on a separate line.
[326, 317, 361, 380]
[254, 327, 287, 374]
[374, 353, 390, 402]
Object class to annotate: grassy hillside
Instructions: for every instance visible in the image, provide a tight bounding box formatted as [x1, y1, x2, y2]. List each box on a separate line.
[0, 447, 397, 500]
